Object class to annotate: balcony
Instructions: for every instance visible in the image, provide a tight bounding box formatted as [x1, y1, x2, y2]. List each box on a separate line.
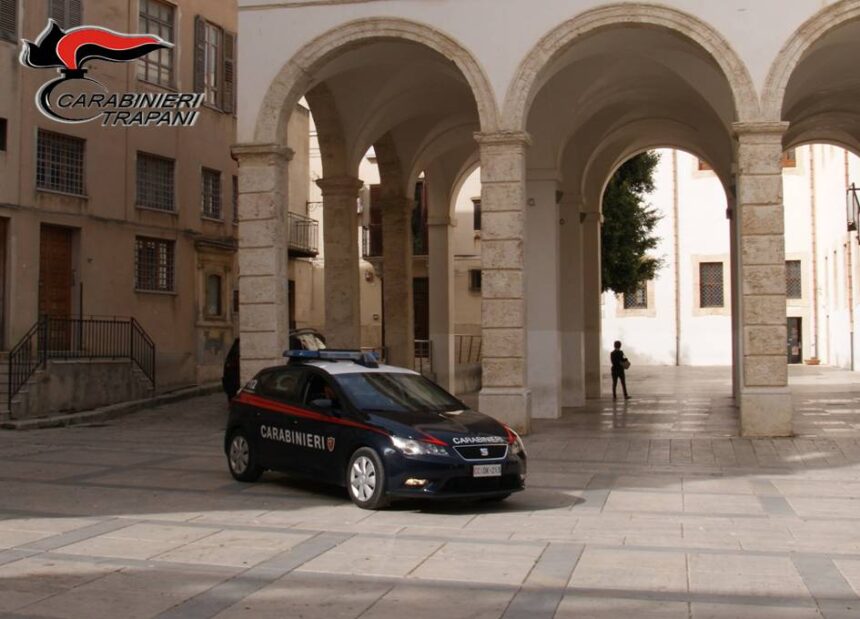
[288, 212, 319, 257]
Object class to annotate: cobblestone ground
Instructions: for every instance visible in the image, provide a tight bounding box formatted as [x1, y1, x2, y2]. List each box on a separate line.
[0, 366, 858, 618]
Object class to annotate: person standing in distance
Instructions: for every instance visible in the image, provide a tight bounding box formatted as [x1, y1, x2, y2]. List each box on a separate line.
[610, 340, 631, 400]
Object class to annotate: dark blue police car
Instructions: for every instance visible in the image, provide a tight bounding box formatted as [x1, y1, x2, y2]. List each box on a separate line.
[224, 350, 527, 509]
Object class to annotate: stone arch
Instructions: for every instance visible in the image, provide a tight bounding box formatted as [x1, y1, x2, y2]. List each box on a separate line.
[254, 18, 500, 145]
[762, 0, 860, 120]
[503, 3, 759, 131]
[305, 84, 350, 178]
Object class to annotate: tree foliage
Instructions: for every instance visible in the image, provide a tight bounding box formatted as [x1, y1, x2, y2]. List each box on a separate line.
[600, 151, 664, 294]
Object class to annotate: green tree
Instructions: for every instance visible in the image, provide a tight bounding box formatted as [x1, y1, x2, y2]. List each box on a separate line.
[601, 151, 663, 294]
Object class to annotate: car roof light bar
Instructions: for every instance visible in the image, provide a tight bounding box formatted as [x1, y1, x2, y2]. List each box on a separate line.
[283, 349, 379, 368]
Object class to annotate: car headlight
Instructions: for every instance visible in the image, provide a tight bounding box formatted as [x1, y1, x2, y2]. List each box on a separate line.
[505, 426, 527, 457]
[391, 436, 449, 457]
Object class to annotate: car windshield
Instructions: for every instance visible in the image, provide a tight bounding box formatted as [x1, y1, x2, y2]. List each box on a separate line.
[334, 372, 465, 414]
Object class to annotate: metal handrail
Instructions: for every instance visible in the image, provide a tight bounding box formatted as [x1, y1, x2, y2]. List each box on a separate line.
[287, 211, 319, 255]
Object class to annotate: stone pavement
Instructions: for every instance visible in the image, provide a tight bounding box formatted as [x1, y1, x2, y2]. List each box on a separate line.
[0, 366, 858, 618]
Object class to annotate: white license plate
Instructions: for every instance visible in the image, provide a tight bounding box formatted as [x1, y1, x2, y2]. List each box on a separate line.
[473, 464, 502, 478]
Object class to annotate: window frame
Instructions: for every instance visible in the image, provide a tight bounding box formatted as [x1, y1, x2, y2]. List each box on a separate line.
[786, 259, 802, 300]
[468, 269, 482, 292]
[137, 0, 175, 88]
[201, 167, 223, 220]
[134, 236, 176, 293]
[36, 129, 86, 197]
[204, 273, 223, 318]
[698, 261, 725, 309]
[135, 151, 176, 213]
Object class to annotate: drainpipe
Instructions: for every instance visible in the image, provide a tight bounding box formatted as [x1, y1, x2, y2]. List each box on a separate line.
[672, 150, 681, 366]
[845, 151, 855, 370]
[810, 146, 820, 362]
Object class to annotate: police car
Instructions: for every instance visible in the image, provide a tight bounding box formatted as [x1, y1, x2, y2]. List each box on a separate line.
[224, 350, 527, 509]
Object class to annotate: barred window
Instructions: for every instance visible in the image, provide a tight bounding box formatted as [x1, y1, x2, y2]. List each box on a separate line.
[0, 0, 17, 42]
[135, 237, 175, 292]
[36, 130, 85, 195]
[786, 260, 802, 299]
[201, 168, 222, 219]
[138, 0, 174, 87]
[699, 262, 724, 308]
[50, 0, 82, 29]
[623, 282, 648, 309]
[136, 153, 174, 211]
[232, 175, 239, 223]
[469, 269, 482, 291]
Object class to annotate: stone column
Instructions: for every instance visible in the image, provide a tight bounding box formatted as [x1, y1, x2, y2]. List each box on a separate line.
[734, 121, 793, 437]
[582, 210, 603, 398]
[475, 131, 531, 433]
[382, 195, 414, 368]
[560, 196, 586, 407]
[525, 171, 562, 419]
[232, 143, 292, 384]
[428, 214, 455, 392]
[317, 176, 363, 349]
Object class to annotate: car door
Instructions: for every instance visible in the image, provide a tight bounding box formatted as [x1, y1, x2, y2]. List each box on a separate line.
[299, 370, 349, 482]
[254, 366, 306, 471]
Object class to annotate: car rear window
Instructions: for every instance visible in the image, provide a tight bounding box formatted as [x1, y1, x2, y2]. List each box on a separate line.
[334, 372, 464, 414]
[257, 368, 303, 401]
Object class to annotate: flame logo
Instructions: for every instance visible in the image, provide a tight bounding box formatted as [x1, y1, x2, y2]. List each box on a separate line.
[20, 20, 172, 123]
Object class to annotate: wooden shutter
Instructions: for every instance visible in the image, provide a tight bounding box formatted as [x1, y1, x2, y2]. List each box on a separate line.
[68, 0, 81, 26]
[194, 16, 206, 94]
[50, 0, 65, 26]
[0, 0, 16, 40]
[222, 31, 236, 113]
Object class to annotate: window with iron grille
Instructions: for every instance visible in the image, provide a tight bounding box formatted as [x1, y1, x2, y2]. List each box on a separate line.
[0, 118, 6, 151]
[201, 168, 222, 219]
[699, 262, 724, 308]
[0, 0, 17, 42]
[36, 130, 85, 195]
[49, 0, 82, 29]
[135, 236, 175, 292]
[786, 260, 802, 299]
[232, 175, 238, 224]
[136, 152, 174, 211]
[623, 282, 648, 309]
[138, 0, 174, 87]
[469, 269, 482, 292]
[472, 198, 481, 231]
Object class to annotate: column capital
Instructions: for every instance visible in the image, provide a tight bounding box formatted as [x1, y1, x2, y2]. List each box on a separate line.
[316, 175, 363, 196]
[231, 142, 294, 163]
[474, 130, 532, 149]
[732, 121, 789, 139]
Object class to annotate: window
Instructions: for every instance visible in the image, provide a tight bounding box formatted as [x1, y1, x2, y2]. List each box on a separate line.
[699, 262, 724, 308]
[623, 282, 648, 309]
[201, 168, 222, 219]
[136, 153, 174, 211]
[205, 274, 222, 317]
[36, 130, 85, 195]
[469, 269, 482, 292]
[135, 236, 175, 292]
[232, 175, 239, 224]
[0, 118, 6, 151]
[232, 288, 239, 313]
[194, 17, 236, 113]
[786, 260, 802, 299]
[138, 0, 174, 87]
[49, 0, 82, 29]
[0, 0, 17, 42]
[257, 368, 303, 402]
[472, 198, 481, 231]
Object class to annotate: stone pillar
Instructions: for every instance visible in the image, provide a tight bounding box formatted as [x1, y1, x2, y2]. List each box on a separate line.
[734, 122, 793, 437]
[729, 193, 742, 401]
[232, 143, 293, 384]
[560, 196, 586, 407]
[525, 172, 562, 419]
[582, 210, 602, 399]
[382, 195, 414, 368]
[317, 176, 363, 349]
[428, 215, 455, 392]
[475, 131, 531, 433]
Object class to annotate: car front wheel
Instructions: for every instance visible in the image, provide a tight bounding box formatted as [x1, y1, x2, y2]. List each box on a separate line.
[347, 447, 389, 509]
[227, 430, 263, 482]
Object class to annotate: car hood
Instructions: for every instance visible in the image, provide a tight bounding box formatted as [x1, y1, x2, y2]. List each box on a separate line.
[364, 408, 508, 445]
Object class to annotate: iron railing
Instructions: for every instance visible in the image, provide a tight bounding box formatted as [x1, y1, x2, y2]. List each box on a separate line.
[287, 212, 319, 256]
[455, 334, 482, 365]
[7, 316, 156, 409]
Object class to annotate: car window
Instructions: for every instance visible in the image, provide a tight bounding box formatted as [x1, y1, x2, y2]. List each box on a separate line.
[257, 368, 304, 402]
[334, 372, 465, 414]
[303, 373, 338, 409]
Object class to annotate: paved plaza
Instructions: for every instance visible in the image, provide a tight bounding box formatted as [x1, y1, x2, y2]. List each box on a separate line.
[0, 366, 858, 618]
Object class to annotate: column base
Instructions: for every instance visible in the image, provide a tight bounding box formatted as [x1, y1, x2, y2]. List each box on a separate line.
[478, 387, 531, 434]
[739, 388, 793, 437]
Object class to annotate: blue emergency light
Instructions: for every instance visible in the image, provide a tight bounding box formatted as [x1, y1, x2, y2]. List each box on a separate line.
[283, 349, 379, 368]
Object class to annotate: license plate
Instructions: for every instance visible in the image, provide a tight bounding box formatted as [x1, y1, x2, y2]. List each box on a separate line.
[473, 464, 502, 478]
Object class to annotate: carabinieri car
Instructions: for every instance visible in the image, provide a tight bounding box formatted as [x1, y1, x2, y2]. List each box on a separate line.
[224, 350, 527, 509]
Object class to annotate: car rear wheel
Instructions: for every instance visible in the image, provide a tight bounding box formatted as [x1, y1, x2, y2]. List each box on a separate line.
[347, 448, 389, 509]
[227, 430, 263, 482]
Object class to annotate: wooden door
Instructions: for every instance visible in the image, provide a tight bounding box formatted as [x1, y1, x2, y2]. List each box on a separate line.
[39, 225, 73, 319]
